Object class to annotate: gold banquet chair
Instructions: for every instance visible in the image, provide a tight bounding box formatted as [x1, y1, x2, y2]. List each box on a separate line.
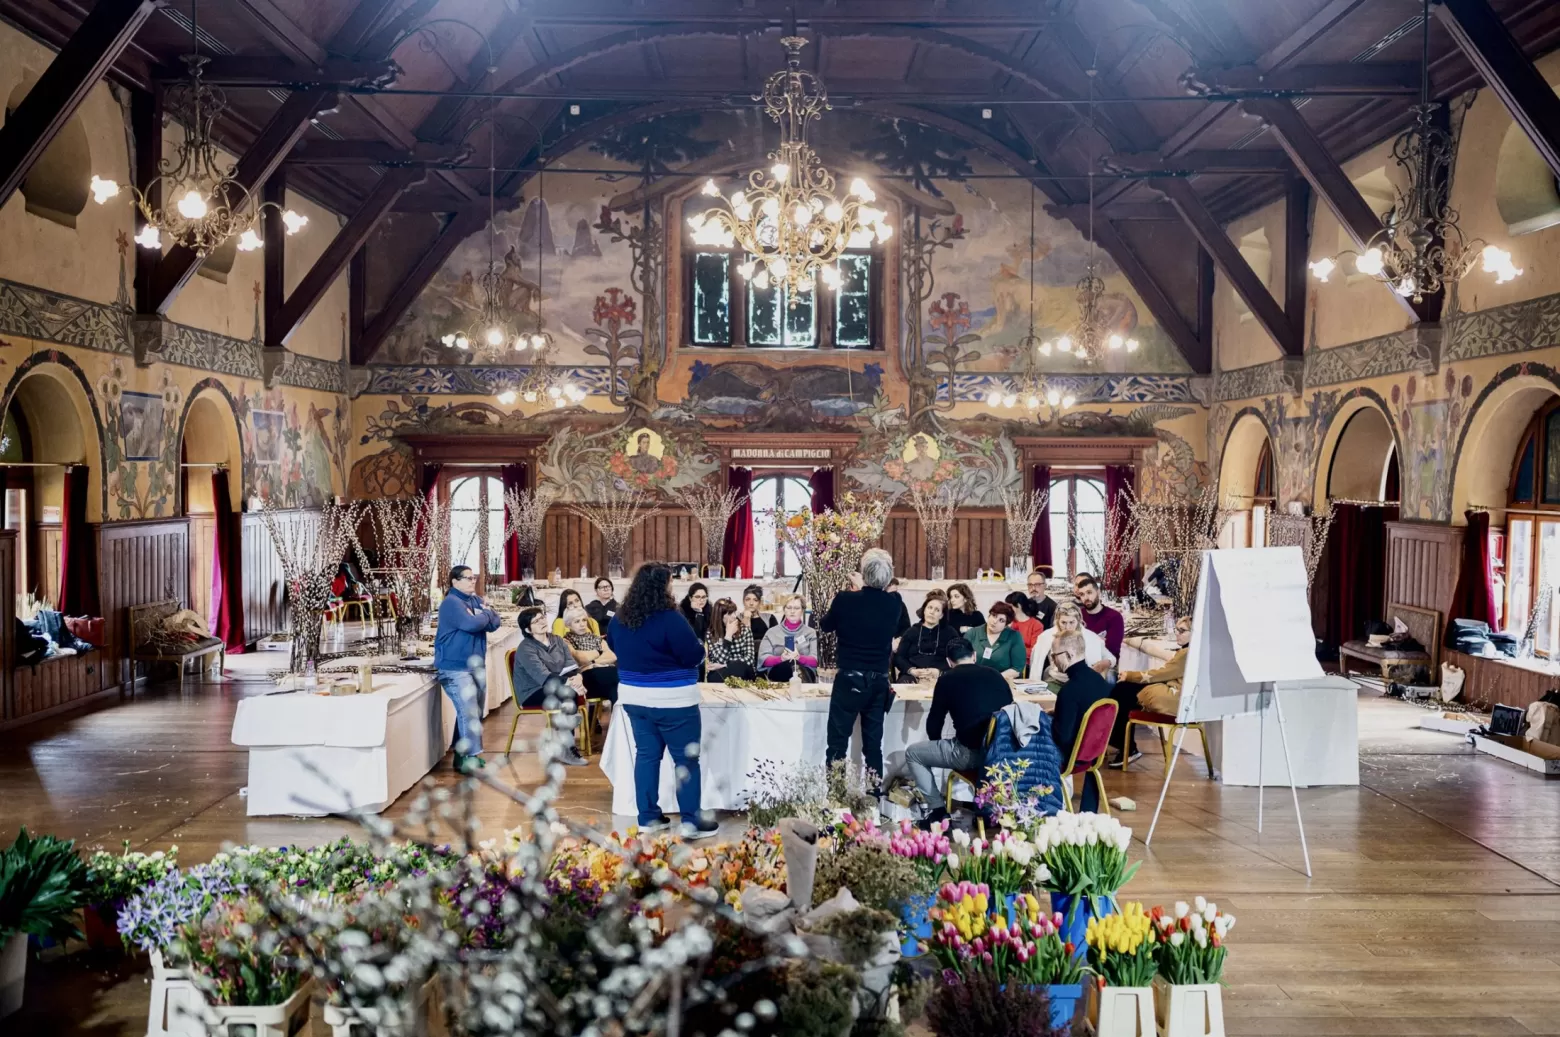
[502, 648, 598, 757]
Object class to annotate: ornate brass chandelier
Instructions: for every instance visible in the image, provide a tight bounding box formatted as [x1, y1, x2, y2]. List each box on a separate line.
[1037, 70, 1136, 364]
[990, 186, 1077, 418]
[1308, 0, 1520, 301]
[91, 0, 307, 256]
[685, 36, 893, 297]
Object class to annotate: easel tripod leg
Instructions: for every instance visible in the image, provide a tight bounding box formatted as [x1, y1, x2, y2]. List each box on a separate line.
[1257, 687, 1267, 834]
[1144, 725, 1188, 847]
[1272, 688, 1313, 878]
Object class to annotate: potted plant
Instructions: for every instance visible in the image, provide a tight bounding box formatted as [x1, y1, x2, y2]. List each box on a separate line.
[0, 828, 88, 1019]
[833, 813, 951, 954]
[1151, 898, 1233, 1037]
[82, 842, 179, 951]
[1034, 812, 1138, 953]
[1086, 902, 1158, 1037]
[117, 861, 244, 1037]
[169, 895, 313, 1037]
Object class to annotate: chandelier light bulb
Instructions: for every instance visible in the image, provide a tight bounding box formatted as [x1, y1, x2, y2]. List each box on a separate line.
[441, 334, 456, 347]
[701, 179, 721, 196]
[793, 203, 812, 227]
[876, 222, 893, 242]
[753, 270, 771, 290]
[454, 334, 470, 350]
[235, 229, 263, 252]
[761, 197, 781, 219]
[1482, 244, 1522, 283]
[531, 333, 546, 349]
[1126, 337, 1140, 353]
[1107, 333, 1124, 351]
[823, 201, 844, 222]
[89, 176, 120, 204]
[1394, 277, 1417, 298]
[1026, 395, 1040, 410]
[523, 390, 538, 403]
[730, 190, 746, 208]
[484, 327, 505, 347]
[1355, 247, 1385, 276]
[821, 265, 841, 288]
[1056, 335, 1073, 354]
[1046, 388, 1061, 406]
[1062, 394, 1077, 408]
[848, 227, 875, 248]
[282, 210, 308, 235]
[134, 225, 162, 250]
[512, 336, 527, 351]
[497, 390, 517, 405]
[987, 390, 1004, 407]
[1309, 257, 1336, 282]
[1003, 394, 1017, 408]
[736, 259, 757, 279]
[769, 257, 789, 277]
[547, 385, 563, 399]
[176, 189, 208, 219]
[1038, 341, 1052, 356]
[687, 211, 707, 231]
[771, 162, 790, 182]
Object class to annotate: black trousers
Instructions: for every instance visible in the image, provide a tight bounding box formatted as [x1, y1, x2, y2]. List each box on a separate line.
[826, 670, 893, 782]
[762, 660, 816, 683]
[1109, 680, 1146, 752]
[709, 659, 756, 681]
[583, 665, 618, 703]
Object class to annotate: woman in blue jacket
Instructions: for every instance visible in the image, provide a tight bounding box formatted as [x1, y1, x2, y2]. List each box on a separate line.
[434, 566, 502, 772]
[606, 561, 717, 839]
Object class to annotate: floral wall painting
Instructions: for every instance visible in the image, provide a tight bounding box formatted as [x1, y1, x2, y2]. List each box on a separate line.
[891, 433, 953, 490]
[618, 426, 672, 482]
[1391, 368, 1472, 522]
[251, 410, 286, 464]
[541, 421, 718, 501]
[665, 360, 885, 430]
[118, 390, 164, 461]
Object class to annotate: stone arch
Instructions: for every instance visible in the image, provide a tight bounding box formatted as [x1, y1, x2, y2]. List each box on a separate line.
[1312, 389, 1402, 508]
[1217, 407, 1274, 505]
[0, 351, 108, 521]
[5, 75, 92, 228]
[177, 378, 247, 513]
[1450, 362, 1560, 522]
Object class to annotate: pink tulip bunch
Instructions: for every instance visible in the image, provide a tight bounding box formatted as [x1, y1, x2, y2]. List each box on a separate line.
[927, 881, 1083, 986]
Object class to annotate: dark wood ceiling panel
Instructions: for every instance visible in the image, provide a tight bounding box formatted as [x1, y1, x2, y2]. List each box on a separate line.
[655, 36, 744, 79]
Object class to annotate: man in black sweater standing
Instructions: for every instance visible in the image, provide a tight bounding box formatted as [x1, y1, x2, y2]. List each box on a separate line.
[1049, 632, 1114, 812]
[820, 547, 911, 785]
[901, 637, 1013, 824]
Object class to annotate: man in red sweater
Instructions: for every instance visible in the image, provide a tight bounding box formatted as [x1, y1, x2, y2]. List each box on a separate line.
[1072, 574, 1124, 668]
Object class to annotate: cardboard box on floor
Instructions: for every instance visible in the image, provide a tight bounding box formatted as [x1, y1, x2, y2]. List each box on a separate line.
[1473, 733, 1560, 776]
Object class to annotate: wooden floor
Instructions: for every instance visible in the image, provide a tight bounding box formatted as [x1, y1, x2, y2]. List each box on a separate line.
[3, 657, 1559, 1036]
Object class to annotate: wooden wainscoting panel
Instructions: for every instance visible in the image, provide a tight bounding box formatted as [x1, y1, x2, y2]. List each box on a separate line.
[0, 530, 13, 720]
[96, 519, 191, 688]
[12, 654, 112, 724]
[1385, 521, 1464, 621]
[37, 522, 63, 604]
[243, 509, 320, 644]
[188, 515, 216, 626]
[882, 510, 1008, 581]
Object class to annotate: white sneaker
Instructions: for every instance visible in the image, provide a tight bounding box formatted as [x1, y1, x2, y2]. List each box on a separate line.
[678, 821, 721, 841]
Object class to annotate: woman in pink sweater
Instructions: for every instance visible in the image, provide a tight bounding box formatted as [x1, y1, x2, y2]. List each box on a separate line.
[756, 594, 818, 682]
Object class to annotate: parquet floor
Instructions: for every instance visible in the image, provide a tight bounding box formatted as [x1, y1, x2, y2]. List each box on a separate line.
[3, 655, 1558, 1036]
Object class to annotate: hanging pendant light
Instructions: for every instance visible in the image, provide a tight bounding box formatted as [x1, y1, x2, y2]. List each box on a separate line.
[445, 105, 530, 360]
[989, 185, 1075, 418]
[89, 0, 307, 255]
[1308, 0, 1521, 300]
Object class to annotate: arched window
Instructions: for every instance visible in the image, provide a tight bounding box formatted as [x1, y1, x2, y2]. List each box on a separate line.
[749, 475, 813, 577]
[448, 474, 506, 590]
[1, 407, 32, 598]
[1503, 397, 1560, 648]
[1048, 474, 1105, 580]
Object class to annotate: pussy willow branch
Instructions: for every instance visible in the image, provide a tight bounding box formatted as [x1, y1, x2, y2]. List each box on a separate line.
[905, 480, 962, 559]
[502, 485, 557, 561]
[1001, 486, 1048, 561]
[569, 487, 661, 562]
[670, 483, 747, 562]
[1267, 502, 1337, 590]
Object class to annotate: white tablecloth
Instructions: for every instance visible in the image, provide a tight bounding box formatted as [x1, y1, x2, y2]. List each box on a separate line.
[598, 684, 932, 817]
[1207, 677, 1360, 787]
[231, 673, 453, 816]
[563, 578, 1028, 618]
[484, 626, 523, 714]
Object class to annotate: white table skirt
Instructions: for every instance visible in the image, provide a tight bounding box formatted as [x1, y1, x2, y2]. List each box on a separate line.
[231, 673, 453, 816]
[598, 685, 933, 817]
[1207, 677, 1360, 787]
[484, 626, 523, 714]
[561, 578, 1029, 621]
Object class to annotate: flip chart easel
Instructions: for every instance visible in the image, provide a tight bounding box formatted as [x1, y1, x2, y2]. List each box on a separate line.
[1142, 546, 1323, 877]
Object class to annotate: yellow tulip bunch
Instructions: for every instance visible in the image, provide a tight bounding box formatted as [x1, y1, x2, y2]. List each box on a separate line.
[1085, 902, 1158, 987]
[931, 881, 991, 943]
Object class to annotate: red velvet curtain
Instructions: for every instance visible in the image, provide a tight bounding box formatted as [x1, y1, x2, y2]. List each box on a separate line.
[723, 466, 755, 579]
[59, 465, 99, 616]
[211, 470, 246, 652]
[1449, 509, 1497, 627]
[1322, 503, 1393, 651]
[501, 463, 527, 579]
[810, 466, 835, 515]
[1103, 464, 1134, 595]
[1031, 464, 1053, 572]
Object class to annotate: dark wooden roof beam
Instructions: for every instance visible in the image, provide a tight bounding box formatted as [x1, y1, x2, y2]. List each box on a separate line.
[287, 140, 473, 166]
[153, 57, 401, 89]
[0, 0, 160, 210]
[266, 167, 425, 354]
[391, 193, 524, 215]
[1157, 178, 1301, 357]
[1046, 202, 1183, 221]
[1104, 150, 1292, 175]
[1241, 97, 1420, 322]
[1436, 0, 1560, 181]
[1183, 63, 1420, 96]
[357, 207, 489, 365]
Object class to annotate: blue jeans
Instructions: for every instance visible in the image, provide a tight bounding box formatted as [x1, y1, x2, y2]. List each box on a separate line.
[622, 704, 702, 826]
[437, 667, 486, 756]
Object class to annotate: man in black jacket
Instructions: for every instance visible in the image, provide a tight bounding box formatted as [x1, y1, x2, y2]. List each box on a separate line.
[820, 548, 911, 785]
[1049, 632, 1113, 812]
[900, 637, 1013, 823]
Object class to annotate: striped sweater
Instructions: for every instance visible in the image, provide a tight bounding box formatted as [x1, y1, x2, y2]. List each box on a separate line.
[605, 609, 706, 691]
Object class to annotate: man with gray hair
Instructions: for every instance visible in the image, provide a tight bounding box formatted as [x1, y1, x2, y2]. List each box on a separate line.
[820, 547, 911, 786]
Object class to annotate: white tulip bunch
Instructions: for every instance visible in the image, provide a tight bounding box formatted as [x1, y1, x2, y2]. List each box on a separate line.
[1033, 812, 1138, 895]
[1156, 895, 1235, 984]
[946, 827, 1051, 894]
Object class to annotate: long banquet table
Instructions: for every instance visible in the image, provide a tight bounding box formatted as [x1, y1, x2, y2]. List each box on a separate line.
[231, 672, 455, 816]
[597, 681, 1056, 818]
[562, 578, 1028, 619]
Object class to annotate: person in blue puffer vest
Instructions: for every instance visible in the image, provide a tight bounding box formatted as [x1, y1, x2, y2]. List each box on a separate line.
[434, 566, 501, 773]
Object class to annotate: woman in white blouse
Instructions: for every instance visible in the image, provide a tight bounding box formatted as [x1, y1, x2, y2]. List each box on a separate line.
[1029, 603, 1116, 681]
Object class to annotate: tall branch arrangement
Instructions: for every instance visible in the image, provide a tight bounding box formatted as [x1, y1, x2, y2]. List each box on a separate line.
[778, 493, 892, 669]
[1001, 486, 1048, 570]
[1129, 486, 1230, 618]
[502, 484, 557, 578]
[569, 486, 661, 577]
[1076, 486, 1140, 597]
[366, 496, 452, 640]
[905, 480, 963, 577]
[261, 500, 364, 674]
[671, 482, 747, 570]
[1267, 503, 1337, 593]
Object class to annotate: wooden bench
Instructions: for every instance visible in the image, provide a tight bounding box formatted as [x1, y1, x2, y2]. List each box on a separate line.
[129, 600, 225, 691]
[1339, 602, 1440, 682]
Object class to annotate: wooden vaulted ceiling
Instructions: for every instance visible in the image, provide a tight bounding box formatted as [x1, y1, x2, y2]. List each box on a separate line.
[5, 0, 1560, 373]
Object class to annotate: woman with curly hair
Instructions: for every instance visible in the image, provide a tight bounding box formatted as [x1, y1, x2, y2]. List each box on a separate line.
[606, 562, 717, 840]
[943, 582, 984, 635]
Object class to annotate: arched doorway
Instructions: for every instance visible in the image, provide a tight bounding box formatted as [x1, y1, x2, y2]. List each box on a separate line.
[0, 365, 100, 606]
[1312, 399, 1402, 655]
[1217, 412, 1275, 548]
[180, 390, 243, 628]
